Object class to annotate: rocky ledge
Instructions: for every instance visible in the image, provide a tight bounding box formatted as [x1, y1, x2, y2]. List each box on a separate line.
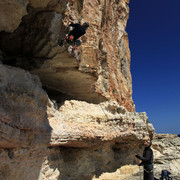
[0, 64, 154, 149]
[0, 63, 154, 179]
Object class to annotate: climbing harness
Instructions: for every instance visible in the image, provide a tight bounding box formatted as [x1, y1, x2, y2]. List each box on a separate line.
[139, 165, 154, 180]
[144, 167, 154, 173]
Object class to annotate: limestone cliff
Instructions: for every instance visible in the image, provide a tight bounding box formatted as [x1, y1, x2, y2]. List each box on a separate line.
[0, 0, 134, 111]
[0, 64, 154, 180]
[0, 0, 179, 180]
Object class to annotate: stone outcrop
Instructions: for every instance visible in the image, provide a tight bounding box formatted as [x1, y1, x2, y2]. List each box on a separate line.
[0, 0, 179, 180]
[152, 134, 180, 179]
[0, 0, 29, 32]
[0, 64, 153, 149]
[0, 63, 154, 179]
[0, 0, 134, 111]
[49, 99, 154, 147]
[0, 64, 52, 148]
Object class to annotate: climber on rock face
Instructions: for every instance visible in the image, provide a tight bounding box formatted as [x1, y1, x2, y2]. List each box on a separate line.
[68, 22, 89, 42]
[59, 22, 89, 47]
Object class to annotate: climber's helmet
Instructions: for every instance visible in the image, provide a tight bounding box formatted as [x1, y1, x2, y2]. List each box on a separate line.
[82, 22, 89, 29]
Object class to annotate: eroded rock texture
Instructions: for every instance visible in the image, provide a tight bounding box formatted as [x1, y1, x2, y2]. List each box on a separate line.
[0, 64, 52, 148]
[0, 64, 154, 180]
[0, 0, 134, 111]
[152, 134, 180, 180]
[94, 134, 180, 180]
[0, 0, 179, 180]
[0, 0, 29, 32]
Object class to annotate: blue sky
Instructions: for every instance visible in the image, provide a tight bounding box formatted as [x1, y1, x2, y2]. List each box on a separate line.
[126, 0, 180, 134]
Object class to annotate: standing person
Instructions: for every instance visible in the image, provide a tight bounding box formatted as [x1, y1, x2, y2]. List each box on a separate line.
[135, 138, 154, 180]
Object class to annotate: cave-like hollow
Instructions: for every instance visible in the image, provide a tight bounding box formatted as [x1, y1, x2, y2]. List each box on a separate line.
[0, 8, 106, 106]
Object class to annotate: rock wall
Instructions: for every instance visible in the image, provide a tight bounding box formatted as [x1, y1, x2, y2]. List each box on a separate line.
[0, 0, 179, 180]
[0, 64, 154, 180]
[0, 0, 134, 111]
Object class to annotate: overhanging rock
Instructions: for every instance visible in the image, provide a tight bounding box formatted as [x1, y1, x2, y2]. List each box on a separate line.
[0, 0, 135, 111]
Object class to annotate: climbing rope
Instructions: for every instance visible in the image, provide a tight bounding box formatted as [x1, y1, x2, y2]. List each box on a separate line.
[139, 166, 142, 180]
[90, 84, 120, 137]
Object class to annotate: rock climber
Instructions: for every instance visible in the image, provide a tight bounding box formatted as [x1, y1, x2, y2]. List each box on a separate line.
[135, 137, 154, 180]
[68, 22, 89, 43]
[59, 22, 89, 48]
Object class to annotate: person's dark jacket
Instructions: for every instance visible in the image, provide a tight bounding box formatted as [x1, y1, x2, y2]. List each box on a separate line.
[68, 23, 86, 41]
[136, 146, 154, 180]
[136, 146, 153, 166]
